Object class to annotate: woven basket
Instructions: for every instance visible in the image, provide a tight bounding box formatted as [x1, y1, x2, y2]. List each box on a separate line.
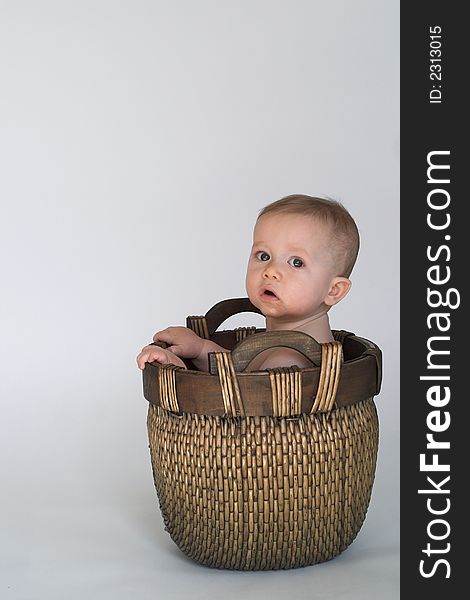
[143, 298, 382, 570]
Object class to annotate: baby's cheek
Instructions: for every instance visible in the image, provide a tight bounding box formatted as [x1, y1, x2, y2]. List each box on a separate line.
[246, 283, 261, 309]
[245, 271, 256, 293]
[246, 286, 257, 304]
[290, 282, 316, 307]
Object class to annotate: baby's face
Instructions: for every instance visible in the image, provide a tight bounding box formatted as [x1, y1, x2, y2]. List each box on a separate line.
[245, 213, 337, 323]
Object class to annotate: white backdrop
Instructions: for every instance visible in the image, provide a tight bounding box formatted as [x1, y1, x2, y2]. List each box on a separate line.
[0, 2, 399, 598]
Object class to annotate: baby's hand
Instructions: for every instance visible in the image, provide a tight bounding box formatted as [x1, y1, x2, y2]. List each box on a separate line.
[136, 345, 187, 370]
[152, 326, 205, 361]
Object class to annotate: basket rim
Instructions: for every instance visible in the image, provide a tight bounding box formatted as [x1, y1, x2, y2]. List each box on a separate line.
[142, 328, 382, 416]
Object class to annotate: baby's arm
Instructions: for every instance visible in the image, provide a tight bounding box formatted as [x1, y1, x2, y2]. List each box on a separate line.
[152, 326, 228, 371]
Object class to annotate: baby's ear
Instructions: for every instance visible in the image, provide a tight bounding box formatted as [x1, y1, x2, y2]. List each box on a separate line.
[324, 277, 352, 307]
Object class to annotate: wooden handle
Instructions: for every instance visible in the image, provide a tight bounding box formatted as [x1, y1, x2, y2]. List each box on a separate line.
[204, 298, 262, 334]
[210, 330, 322, 373]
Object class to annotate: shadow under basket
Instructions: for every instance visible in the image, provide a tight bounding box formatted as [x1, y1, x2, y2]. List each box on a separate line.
[143, 298, 382, 570]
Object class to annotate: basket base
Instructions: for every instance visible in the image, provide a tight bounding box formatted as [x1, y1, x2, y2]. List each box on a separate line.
[148, 398, 378, 570]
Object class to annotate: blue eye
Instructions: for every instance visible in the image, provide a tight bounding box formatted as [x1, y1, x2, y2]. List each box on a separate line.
[288, 257, 304, 268]
[255, 251, 270, 261]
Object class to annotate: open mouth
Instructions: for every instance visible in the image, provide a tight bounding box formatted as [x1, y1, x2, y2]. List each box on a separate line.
[261, 288, 279, 301]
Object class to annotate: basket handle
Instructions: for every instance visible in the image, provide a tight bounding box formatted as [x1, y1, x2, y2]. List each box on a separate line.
[187, 298, 262, 337]
[205, 297, 262, 334]
[209, 330, 322, 373]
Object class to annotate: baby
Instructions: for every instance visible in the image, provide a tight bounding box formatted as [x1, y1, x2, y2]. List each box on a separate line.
[136, 194, 359, 372]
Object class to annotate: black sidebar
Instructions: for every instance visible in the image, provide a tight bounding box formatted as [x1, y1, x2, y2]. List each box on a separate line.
[401, 3, 466, 599]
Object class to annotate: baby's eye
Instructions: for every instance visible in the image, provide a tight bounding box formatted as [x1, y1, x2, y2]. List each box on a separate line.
[288, 257, 304, 268]
[255, 251, 270, 262]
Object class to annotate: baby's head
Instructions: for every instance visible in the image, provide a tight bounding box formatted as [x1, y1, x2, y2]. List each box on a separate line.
[245, 194, 360, 324]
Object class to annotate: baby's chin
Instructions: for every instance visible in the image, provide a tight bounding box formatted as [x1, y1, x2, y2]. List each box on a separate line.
[258, 302, 317, 323]
[256, 303, 288, 319]
[247, 292, 289, 320]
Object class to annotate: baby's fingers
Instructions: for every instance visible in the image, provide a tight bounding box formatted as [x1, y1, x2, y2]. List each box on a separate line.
[136, 349, 150, 370]
[153, 328, 173, 344]
[136, 347, 165, 370]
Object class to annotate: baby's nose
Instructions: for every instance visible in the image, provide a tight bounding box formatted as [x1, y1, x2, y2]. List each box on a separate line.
[263, 263, 281, 279]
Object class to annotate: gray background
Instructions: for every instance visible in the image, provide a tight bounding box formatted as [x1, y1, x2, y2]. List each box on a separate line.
[0, 1, 399, 598]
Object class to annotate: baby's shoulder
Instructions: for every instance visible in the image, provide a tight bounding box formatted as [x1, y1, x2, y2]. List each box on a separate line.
[247, 347, 312, 371]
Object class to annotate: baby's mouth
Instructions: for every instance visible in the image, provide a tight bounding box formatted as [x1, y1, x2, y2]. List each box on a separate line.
[261, 288, 279, 301]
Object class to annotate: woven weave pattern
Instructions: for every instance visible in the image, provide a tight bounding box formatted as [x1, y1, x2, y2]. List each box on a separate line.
[148, 398, 378, 570]
[268, 367, 302, 417]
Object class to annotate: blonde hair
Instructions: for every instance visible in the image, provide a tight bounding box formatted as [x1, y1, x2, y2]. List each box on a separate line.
[258, 194, 360, 277]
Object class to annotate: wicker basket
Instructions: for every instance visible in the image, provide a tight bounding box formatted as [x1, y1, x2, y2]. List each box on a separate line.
[143, 298, 382, 570]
